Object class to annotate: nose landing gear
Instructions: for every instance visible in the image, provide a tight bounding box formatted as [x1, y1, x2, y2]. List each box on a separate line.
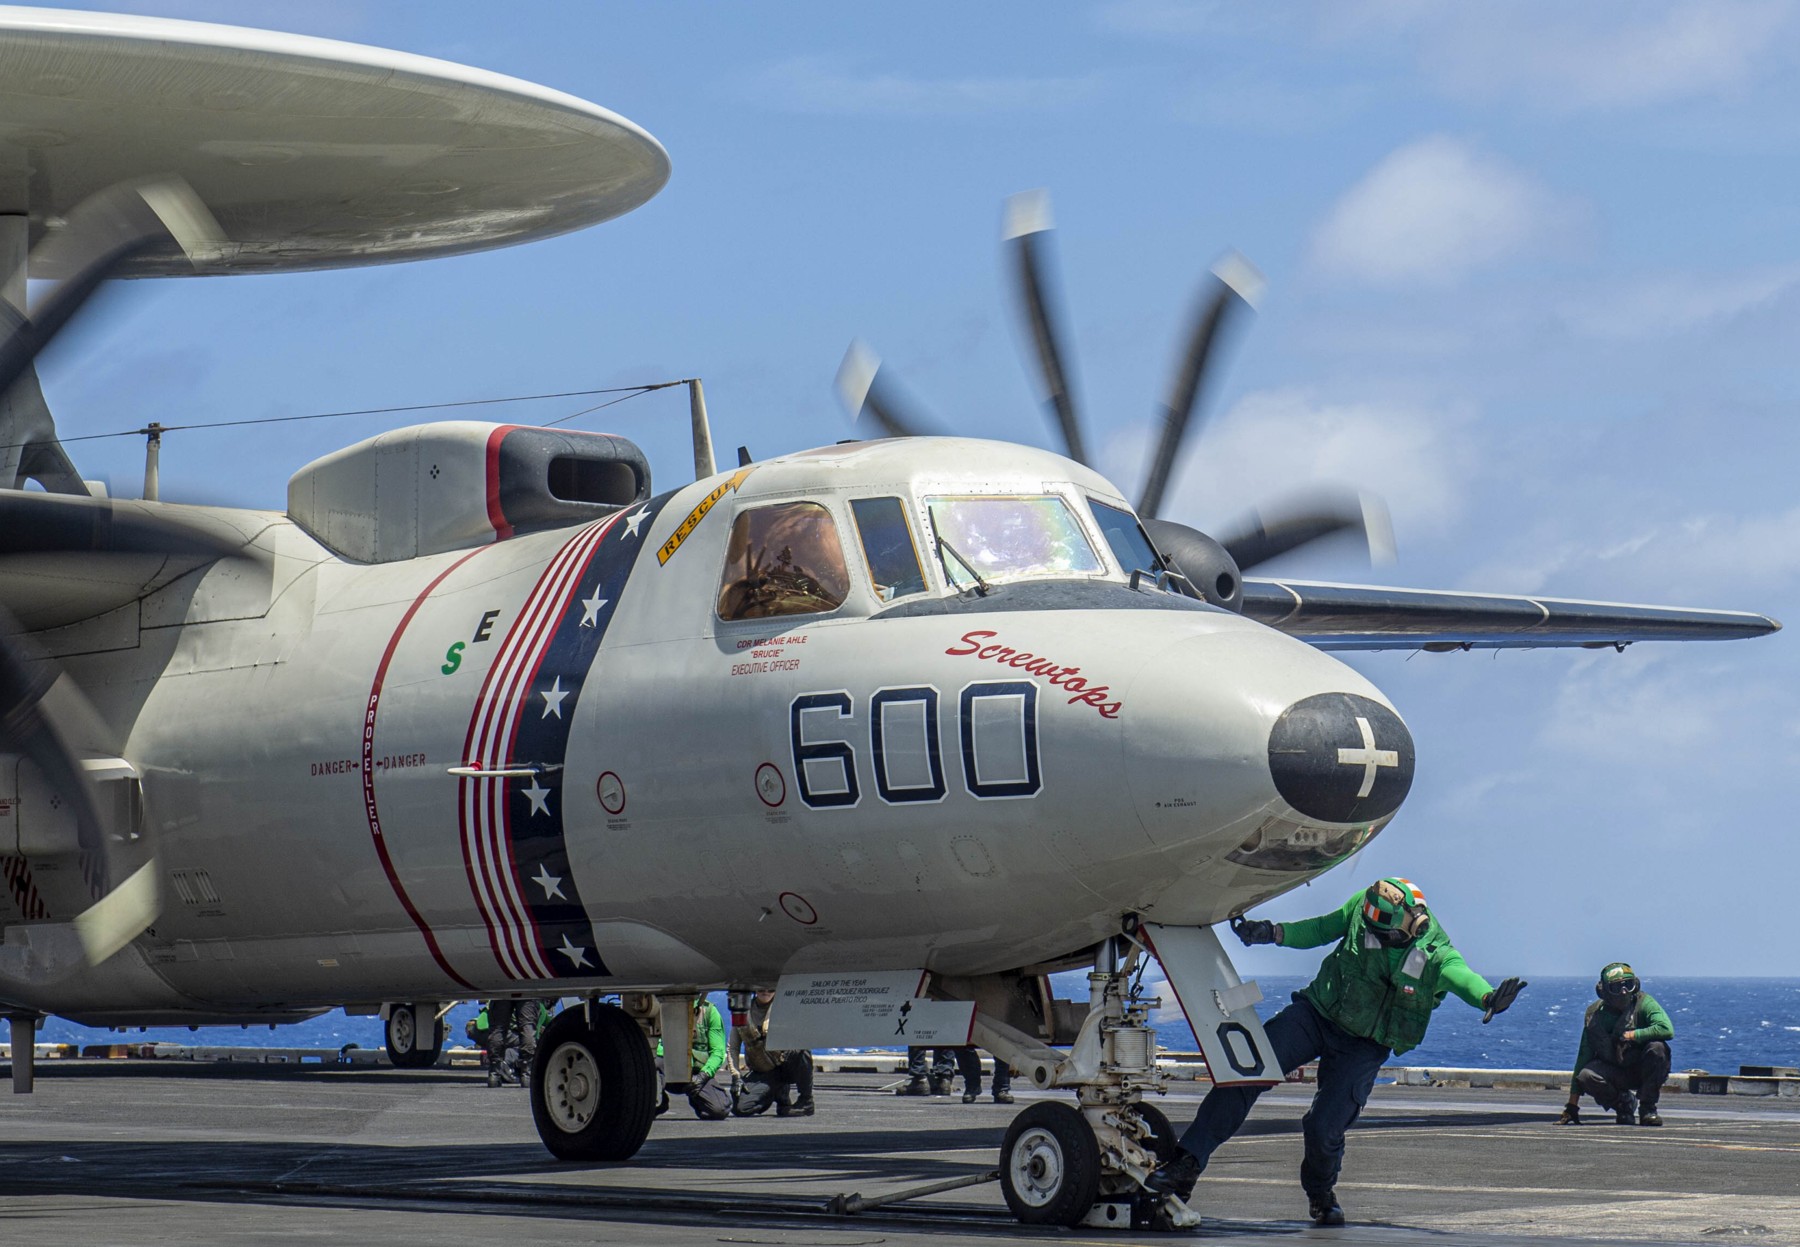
[979, 936, 1202, 1231]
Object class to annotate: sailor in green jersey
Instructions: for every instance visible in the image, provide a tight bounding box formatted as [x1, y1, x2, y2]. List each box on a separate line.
[1557, 963, 1673, 1127]
[1148, 878, 1528, 1226]
[690, 995, 727, 1081]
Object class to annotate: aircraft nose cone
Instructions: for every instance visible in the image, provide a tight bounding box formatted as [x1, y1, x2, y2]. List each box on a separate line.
[1267, 692, 1414, 824]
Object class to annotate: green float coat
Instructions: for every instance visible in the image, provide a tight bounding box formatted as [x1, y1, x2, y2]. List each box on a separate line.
[1570, 992, 1675, 1094]
[1281, 892, 1496, 1055]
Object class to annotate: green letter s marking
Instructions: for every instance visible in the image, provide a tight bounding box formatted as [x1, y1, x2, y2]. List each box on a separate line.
[441, 641, 465, 675]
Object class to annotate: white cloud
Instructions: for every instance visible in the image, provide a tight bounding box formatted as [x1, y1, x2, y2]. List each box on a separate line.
[1116, 385, 1478, 545]
[1537, 649, 1797, 782]
[1462, 507, 1800, 604]
[1558, 264, 1800, 340]
[741, 55, 1104, 118]
[1310, 136, 1576, 287]
[1409, 1, 1799, 112]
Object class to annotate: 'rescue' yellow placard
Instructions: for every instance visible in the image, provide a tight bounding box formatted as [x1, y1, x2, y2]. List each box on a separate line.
[657, 466, 754, 565]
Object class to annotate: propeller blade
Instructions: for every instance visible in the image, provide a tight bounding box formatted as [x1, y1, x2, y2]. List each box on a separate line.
[1004, 189, 1087, 465]
[0, 177, 221, 402]
[1214, 492, 1395, 574]
[0, 607, 159, 970]
[1137, 252, 1265, 520]
[833, 339, 945, 438]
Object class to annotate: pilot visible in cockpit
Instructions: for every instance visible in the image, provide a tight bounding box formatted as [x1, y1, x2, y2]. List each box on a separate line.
[717, 501, 850, 621]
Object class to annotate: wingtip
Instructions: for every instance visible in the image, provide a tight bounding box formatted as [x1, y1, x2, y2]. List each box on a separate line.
[1003, 188, 1053, 240]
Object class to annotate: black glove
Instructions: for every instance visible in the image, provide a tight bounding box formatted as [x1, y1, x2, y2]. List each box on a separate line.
[1481, 976, 1527, 1021]
[1231, 916, 1277, 947]
[1555, 1103, 1580, 1126]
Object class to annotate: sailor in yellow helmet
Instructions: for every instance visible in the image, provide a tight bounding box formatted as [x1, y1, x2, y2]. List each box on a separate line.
[1148, 877, 1527, 1226]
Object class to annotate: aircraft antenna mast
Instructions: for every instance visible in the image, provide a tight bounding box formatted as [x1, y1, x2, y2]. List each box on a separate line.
[142, 422, 163, 501]
[686, 378, 716, 480]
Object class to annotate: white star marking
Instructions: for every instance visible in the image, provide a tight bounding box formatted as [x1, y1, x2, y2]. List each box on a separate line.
[557, 935, 591, 969]
[531, 863, 566, 900]
[622, 508, 648, 538]
[521, 779, 552, 817]
[1336, 716, 1401, 799]
[578, 592, 609, 627]
[540, 677, 569, 719]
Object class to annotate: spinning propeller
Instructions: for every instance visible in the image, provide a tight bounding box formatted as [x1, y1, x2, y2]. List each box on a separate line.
[836, 189, 1393, 610]
[0, 177, 226, 975]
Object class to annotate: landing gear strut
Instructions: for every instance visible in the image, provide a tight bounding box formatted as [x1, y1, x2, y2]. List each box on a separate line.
[977, 934, 1202, 1231]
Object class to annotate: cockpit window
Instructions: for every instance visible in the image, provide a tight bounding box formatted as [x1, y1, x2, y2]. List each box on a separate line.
[925, 495, 1103, 589]
[851, 497, 927, 602]
[1089, 498, 1164, 577]
[717, 502, 850, 621]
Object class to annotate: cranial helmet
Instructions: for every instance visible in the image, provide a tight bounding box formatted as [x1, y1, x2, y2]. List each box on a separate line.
[1596, 962, 1641, 1003]
[1362, 877, 1429, 946]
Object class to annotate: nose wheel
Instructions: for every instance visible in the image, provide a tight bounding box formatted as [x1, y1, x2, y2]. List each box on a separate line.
[999, 1102, 1101, 1226]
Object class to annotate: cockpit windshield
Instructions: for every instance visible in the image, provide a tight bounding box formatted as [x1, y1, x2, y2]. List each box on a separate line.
[925, 494, 1103, 589]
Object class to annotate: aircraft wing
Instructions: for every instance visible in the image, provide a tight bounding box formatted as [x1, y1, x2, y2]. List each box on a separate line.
[1241, 577, 1781, 651]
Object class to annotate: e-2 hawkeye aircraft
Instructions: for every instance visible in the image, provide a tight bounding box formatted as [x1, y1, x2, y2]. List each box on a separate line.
[0, 9, 1780, 1234]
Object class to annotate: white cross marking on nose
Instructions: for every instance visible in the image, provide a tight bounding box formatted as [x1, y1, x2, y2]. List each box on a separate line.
[1337, 716, 1400, 798]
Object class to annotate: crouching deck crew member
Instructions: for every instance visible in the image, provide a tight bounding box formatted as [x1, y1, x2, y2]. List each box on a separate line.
[1558, 962, 1673, 1127]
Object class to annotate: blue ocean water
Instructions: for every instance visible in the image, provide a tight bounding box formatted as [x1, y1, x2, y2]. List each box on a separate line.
[1163, 976, 1800, 1074]
[30, 977, 1800, 1076]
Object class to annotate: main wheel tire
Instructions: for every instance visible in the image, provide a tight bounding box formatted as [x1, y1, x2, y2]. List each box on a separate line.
[531, 1002, 657, 1162]
[999, 1101, 1101, 1227]
[1134, 1101, 1178, 1163]
[385, 1003, 443, 1069]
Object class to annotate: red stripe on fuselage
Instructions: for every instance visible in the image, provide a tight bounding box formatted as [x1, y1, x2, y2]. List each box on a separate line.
[464, 528, 595, 978]
[462, 524, 601, 978]
[485, 424, 520, 540]
[362, 547, 491, 993]
[457, 515, 618, 979]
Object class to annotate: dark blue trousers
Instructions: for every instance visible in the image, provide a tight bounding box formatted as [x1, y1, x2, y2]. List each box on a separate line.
[1177, 996, 1391, 1198]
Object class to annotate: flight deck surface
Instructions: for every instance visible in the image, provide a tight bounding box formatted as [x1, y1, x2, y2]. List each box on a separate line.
[1, 1065, 1794, 1246]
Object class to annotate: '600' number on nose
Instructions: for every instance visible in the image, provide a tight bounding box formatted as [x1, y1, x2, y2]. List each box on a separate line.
[789, 683, 1041, 810]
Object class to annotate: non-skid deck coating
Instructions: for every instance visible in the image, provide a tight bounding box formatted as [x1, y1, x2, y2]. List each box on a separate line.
[0, 1062, 1795, 1246]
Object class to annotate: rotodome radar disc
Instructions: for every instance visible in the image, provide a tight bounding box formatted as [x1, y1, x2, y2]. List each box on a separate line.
[0, 6, 670, 276]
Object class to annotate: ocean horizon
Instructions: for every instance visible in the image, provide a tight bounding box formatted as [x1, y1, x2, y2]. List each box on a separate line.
[28, 976, 1799, 1077]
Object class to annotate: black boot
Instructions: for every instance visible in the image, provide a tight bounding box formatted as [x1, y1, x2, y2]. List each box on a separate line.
[962, 1083, 981, 1103]
[1309, 1189, 1346, 1226]
[1145, 1150, 1202, 1201]
[894, 1077, 929, 1096]
[1638, 1103, 1662, 1127]
[1614, 1091, 1638, 1125]
[928, 1076, 952, 1096]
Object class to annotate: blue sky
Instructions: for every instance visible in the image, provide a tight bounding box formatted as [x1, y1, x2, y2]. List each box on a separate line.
[30, 2, 1800, 980]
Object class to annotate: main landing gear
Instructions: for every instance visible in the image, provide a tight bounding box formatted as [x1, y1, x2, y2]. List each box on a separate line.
[531, 1001, 657, 1161]
[383, 1001, 444, 1069]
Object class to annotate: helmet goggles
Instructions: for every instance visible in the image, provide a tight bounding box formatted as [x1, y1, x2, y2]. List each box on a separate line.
[1597, 962, 1641, 1003]
[1362, 877, 1429, 947]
